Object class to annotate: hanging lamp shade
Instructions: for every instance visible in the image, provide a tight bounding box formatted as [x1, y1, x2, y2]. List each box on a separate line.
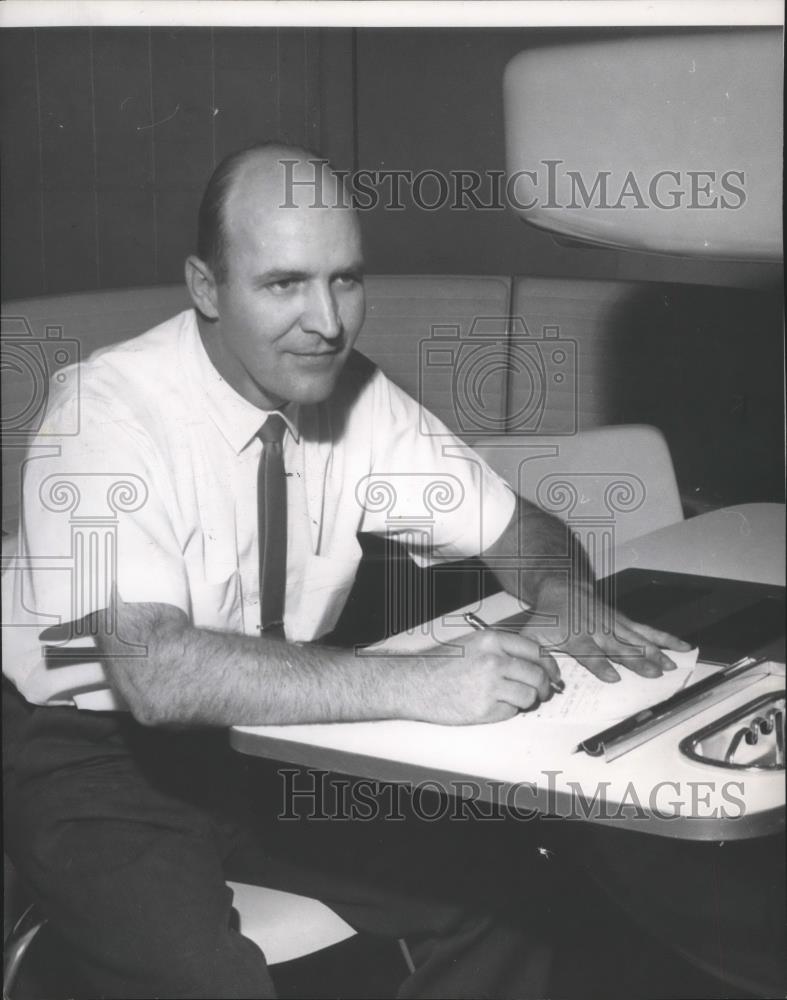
[503, 29, 783, 260]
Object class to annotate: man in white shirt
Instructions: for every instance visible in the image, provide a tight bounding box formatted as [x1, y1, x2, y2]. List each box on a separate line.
[3, 144, 687, 998]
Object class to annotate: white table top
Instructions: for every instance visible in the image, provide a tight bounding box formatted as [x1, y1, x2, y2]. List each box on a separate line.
[232, 503, 785, 841]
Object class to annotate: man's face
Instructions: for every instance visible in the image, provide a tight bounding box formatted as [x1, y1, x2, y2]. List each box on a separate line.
[209, 169, 365, 410]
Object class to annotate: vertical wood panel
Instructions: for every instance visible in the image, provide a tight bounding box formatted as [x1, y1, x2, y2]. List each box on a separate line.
[1, 194, 45, 300]
[0, 31, 41, 192]
[0, 29, 44, 298]
[92, 28, 156, 288]
[155, 189, 200, 285]
[303, 30, 322, 152]
[317, 29, 355, 172]
[276, 29, 309, 147]
[212, 28, 279, 161]
[37, 30, 95, 190]
[150, 29, 214, 281]
[150, 29, 214, 190]
[40, 190, 97, 294]
[36, 28, 97, 293]
[92, 29, 154, 188]
[3, 26, 354, 299]
[98, 190, 158, 289]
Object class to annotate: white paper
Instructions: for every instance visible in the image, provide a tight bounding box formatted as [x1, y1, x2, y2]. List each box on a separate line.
[528, 646, 699, 725]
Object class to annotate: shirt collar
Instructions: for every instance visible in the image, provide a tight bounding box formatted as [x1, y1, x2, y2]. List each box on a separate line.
[186, 310, 300, 453]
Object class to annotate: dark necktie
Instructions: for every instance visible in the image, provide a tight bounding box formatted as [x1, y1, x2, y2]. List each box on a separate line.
[257, 414, 288, 635]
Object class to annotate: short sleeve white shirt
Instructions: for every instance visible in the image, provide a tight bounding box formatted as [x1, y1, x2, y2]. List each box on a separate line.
[2, 310, 515, 710]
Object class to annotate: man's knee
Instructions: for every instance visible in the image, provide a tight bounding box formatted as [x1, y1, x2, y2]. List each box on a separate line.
[27, 879, 275, 1000]
[7, 816, 275, 997]
[105, 927, 276, 1000]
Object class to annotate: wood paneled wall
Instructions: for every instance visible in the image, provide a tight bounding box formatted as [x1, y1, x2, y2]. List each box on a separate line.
[1, 27, 353, 299]
[1, 26, 781, 299]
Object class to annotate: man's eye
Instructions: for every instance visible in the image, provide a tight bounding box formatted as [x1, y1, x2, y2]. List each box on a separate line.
[334, 273, 362, 287]
[268, 279, 298, 293]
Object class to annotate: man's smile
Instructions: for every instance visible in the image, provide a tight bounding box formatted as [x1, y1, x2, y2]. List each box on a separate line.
[288, 349, 342, 364]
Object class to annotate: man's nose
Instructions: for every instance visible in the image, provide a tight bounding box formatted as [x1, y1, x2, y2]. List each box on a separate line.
[301, 283, 342, 341]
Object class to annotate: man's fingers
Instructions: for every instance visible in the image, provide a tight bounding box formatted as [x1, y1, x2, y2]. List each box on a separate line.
[603, 623, 679, 675]
[497, 677, 541, 713]
[492, 601, 687, 687]
[588, 631, 665, 677]
[560, 641, 621, 683]
[543, 614, 680, 678]
[616, 614, 692, 652]
[497, 630, 562, 687]
[502, 655, 558, 703]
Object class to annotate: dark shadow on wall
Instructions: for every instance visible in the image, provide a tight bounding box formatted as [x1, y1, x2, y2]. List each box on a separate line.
[329, 277, 785, 646]
[603, 279, 785, 512]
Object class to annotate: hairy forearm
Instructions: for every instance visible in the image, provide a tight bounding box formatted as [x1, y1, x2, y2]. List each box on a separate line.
[483, 496, 594, 604]
[100, 602, 421, 728]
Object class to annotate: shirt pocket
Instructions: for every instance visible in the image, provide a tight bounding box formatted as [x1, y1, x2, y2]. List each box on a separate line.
[286, 550, 361, 642]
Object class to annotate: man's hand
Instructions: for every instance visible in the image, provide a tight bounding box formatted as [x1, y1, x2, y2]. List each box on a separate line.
[406, 630, 562, 725]
[481, 495, 691, 686]
[100, 599, 561, 728]
[528, 576, 692, 683]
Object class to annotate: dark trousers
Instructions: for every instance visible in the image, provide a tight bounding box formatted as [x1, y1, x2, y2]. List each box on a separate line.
[4, 682, 561, 1000]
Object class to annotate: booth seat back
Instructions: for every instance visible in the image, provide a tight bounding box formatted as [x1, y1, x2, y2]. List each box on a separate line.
[507, 276, 643, 435]
[2, 273, 700, 535]
[1, 276, 512, 532]
[471, 426, 683, 554]
[2, 285, 192, 532]
[359, 275, 511, 434]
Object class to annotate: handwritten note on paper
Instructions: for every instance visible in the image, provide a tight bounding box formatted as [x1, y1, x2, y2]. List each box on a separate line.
[528, 647, 699, 726]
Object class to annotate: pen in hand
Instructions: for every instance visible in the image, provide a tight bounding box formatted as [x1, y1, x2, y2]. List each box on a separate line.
[463, 612, 565, 695]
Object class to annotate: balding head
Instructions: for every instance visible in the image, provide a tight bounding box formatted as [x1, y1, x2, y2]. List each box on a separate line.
[185, 141, 365, 411]
[197, 142, 354, 284]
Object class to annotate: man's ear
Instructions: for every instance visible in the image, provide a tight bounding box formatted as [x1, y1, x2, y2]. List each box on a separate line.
[185, 255, 220, 320]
